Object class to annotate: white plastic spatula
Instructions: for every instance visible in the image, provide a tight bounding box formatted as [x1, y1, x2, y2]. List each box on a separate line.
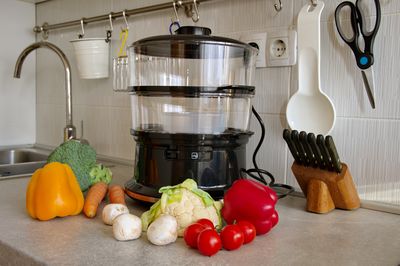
[286, 1, 335, 135]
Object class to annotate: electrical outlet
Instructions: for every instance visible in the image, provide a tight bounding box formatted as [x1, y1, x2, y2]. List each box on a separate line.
[240, 30, 297, 68]
[271, 38, 289, 59]
[266, 30, 297, 67]
[240, 32, 267, 68]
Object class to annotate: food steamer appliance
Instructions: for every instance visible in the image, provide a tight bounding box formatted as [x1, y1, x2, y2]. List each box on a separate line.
[124, 26, 259, 202]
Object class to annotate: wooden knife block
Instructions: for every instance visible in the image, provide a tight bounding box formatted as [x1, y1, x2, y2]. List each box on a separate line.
[291, 162, 360, 214]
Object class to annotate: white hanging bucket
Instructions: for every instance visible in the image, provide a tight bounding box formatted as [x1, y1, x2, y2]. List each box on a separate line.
[70, 38, 110, 79]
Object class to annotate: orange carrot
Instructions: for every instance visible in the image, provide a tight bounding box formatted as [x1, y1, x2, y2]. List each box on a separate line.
[83, 182, 108, 218]
[108, 185, 126, 205]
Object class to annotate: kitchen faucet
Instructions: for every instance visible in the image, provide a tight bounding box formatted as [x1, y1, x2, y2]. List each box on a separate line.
[13, 41, 76, 142]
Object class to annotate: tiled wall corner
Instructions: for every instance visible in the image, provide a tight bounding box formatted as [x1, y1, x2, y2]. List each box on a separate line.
[0, 0, 36, 146]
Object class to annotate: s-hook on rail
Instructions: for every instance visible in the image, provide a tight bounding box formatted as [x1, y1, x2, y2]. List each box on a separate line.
[33, 0, 211, 35]
[33, 0, 290, 35]
[275, 0, 318, 12]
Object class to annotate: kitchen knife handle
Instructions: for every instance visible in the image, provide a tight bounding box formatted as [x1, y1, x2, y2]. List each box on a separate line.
[299, 131, 316, 167]
[325, 136, 342, 173]
[283, 129, 301, 164]
[307, 133, 325, 169]
[317, 134, 333, 171]
[292, 130, 308, 165]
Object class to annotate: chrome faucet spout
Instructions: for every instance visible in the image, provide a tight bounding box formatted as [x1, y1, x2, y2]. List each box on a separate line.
[14, 41, 76, 142]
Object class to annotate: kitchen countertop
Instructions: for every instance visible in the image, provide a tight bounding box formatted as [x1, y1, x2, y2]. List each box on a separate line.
[0, 162, 399, 266]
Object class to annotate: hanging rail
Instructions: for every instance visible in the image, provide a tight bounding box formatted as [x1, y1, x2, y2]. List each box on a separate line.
[33, 0, 212, 34]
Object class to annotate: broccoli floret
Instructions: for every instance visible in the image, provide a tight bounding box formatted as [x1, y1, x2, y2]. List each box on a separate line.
[89, 163, 112, 185]
[47, 140, 96, 191]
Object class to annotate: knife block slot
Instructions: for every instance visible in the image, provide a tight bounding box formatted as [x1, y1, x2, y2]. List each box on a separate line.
[291, 162, 360, 214]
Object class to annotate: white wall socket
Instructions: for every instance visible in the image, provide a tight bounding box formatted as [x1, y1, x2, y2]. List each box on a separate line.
[267, 30, 297, 67]
[240, 32, 268, 68]
[240, 30, 297, 68]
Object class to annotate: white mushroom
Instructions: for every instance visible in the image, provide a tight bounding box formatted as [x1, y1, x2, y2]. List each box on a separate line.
[147, 214, 178, 246]
[112, 213, 142, 241]
[102, 204, 129, 225]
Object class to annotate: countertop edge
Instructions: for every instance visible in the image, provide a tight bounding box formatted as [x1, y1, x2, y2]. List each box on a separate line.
[286, 191, 400, 215]
[0, 239, 44, 266]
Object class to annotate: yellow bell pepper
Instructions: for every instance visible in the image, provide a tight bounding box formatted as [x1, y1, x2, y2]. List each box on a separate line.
[26, 162, 84, 221]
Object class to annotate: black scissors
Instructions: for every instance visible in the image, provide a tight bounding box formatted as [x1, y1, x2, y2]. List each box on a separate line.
[335, 0, 381, 109]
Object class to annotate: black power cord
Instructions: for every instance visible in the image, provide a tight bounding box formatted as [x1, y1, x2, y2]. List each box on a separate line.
[240, 106, 294, 199]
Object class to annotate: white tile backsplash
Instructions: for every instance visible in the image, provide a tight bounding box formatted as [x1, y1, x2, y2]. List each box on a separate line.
[36, 103, 66, 145]
[74, 105, 113, 154]
[34, 0, 400, 205]
[253, 66, 292, 114]
[36, 49, 66, 106]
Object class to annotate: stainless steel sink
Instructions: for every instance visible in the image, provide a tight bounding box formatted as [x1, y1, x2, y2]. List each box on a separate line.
[0, 148, 49, 180]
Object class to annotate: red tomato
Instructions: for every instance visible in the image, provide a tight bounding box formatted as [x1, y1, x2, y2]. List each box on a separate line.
[270, 210, 279, 228]
[183, 223, 207, 249]
[220, 225, 244, 251]
[196, 218, 214, 229]
[236, 221, 256, 244]
[197, 229, 222, 256]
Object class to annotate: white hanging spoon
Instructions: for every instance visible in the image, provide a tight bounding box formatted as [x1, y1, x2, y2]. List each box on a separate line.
[286, 1, 335, 135]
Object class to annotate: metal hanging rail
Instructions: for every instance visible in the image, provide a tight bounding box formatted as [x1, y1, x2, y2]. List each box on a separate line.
[33, 0, 212, 34]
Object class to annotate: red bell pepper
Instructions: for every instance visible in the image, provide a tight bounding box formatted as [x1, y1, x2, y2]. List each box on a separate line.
[221, 179, 278, 235]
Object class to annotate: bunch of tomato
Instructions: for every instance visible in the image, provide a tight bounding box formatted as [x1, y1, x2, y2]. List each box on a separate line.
[183, 218, 257, 256]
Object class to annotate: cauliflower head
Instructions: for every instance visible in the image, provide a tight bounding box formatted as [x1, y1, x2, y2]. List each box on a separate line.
[141, 179, 222, 236]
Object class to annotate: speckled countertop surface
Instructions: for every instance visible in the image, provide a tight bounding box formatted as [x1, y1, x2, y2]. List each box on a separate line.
[0, 162, 399, 266]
